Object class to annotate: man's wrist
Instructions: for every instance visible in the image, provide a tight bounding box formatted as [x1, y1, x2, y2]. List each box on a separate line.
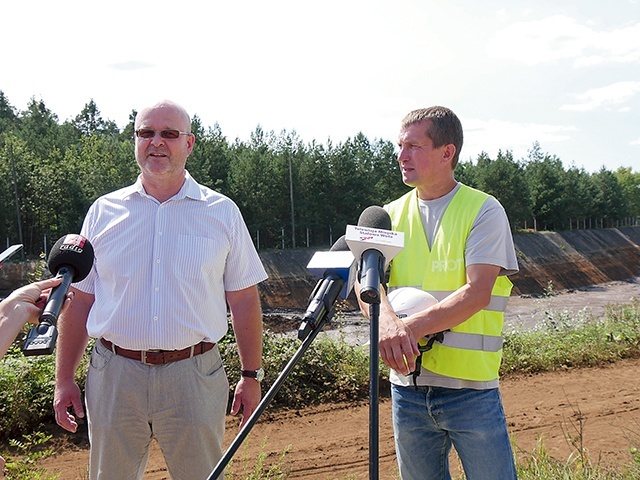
[240, 367, 264, 382]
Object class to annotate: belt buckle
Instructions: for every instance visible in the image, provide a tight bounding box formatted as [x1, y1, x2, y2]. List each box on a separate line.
[141, 349, 161, 365]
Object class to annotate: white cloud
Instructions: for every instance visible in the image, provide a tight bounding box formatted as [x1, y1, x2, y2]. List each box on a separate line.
[488, 16, 640, 67]
[110, 62, 155, 72]
[462, 118, 577, 160]
[590, 22, 640, 65]
[488, 15, 594, 65]
[561, 81, 640, 111]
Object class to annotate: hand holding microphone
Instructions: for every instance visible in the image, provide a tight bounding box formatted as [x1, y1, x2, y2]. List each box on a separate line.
[23, 234, 94, 356]
[0, 277, 63, 358]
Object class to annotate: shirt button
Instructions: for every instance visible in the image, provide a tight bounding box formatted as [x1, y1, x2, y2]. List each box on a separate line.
[156, 259, 161, 264]
[153, 316, 158, 321]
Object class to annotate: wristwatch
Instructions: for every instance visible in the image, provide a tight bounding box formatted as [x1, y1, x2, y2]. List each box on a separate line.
[241, 367, 265, 382]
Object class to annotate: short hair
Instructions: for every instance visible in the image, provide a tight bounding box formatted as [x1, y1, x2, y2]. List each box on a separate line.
[401, 106, 464, 168]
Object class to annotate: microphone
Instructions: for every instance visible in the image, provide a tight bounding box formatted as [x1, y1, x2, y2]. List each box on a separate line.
[298, 236, 357, 340]
[345, 206, 404, 304]
[23, 234, 94, 356]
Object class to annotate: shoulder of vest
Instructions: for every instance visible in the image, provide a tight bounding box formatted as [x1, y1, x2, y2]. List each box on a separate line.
[456, 183, 491, 199]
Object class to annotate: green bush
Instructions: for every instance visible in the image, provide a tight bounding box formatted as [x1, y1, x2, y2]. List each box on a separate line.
[0, 352, 56, 439]
[0, 341, 89, 441]
[220, 330, 371, 409]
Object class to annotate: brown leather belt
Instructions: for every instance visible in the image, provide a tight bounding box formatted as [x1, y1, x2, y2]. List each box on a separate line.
[100, 338, 215, 365]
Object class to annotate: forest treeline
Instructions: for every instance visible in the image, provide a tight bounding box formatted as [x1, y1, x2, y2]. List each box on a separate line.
[1, 92, 639, 256]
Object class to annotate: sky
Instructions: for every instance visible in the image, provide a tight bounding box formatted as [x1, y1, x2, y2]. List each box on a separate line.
[1, 0, 639, 173]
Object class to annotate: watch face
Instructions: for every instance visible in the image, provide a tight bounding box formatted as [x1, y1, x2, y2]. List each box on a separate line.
[243, 368, 265, 382]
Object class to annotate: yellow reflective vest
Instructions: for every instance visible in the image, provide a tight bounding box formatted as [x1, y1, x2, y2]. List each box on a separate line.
[386, 185, 513, 382]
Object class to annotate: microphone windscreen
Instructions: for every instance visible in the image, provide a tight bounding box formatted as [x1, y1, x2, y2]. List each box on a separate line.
[47, 234, 95, 282]
[330, 235, 349, 252]
[357, 206, 392, 230]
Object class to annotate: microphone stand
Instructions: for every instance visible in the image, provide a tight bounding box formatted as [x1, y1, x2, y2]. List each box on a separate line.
[368, 301, 380, 480]
[206, 305, 338, 480]
[358, 250, 385, 480]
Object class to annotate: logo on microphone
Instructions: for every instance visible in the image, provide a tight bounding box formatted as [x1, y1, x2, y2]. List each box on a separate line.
[345, 225, 405, 269]
[60, 234, 87, 254]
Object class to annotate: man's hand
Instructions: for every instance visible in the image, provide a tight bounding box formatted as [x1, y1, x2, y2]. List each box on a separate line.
[53, 378, 85, 433]
[378, 312, 421, 376]
[230, 377, 261, 427]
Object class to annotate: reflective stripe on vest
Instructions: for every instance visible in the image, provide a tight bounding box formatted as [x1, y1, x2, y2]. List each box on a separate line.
[439, 331, 503, 352]
[388, 286, 507, 352]
[390, 287, 511, 313]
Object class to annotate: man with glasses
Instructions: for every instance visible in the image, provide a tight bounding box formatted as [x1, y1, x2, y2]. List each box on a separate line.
[53, 100, 268, 479]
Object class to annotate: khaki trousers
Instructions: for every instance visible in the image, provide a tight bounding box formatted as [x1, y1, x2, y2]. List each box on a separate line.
[85, 339, 229, 480]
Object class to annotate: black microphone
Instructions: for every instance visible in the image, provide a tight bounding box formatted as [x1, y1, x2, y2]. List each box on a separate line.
[357, 207, 391, 305]
[23, 234, 94, 356]
[298, 236, 357, 340]
[345, 206, 404, 305]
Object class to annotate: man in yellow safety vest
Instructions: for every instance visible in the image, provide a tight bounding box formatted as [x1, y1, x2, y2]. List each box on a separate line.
[358, 106, 519, 479]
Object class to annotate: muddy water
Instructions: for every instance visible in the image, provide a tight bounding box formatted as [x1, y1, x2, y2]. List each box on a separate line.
[266, 276, 640, 346]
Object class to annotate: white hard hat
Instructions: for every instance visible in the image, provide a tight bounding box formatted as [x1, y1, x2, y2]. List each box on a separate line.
[387, 287, 438, 318]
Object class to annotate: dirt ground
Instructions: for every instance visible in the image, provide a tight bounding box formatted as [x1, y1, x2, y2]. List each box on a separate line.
[36, 278, 640, 479]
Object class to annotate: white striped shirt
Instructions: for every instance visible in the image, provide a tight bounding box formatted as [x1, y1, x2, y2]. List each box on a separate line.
[75, 171, 268, 350]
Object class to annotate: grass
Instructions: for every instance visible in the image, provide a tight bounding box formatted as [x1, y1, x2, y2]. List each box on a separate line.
[1, 295, 639, 479]
[2, 432, 59, 480]
[226, 436, 290, 480]
[501, 298, 640, 375]
[512, 404, 640, 480]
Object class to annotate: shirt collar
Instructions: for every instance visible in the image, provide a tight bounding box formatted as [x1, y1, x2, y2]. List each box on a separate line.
[123, 170, 206, 202]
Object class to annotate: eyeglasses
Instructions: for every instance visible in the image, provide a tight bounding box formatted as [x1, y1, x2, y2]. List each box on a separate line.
[135, 129, 192, 140]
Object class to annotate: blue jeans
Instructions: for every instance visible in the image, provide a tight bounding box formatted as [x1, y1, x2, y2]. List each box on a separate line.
[391, 384, 517, 480]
